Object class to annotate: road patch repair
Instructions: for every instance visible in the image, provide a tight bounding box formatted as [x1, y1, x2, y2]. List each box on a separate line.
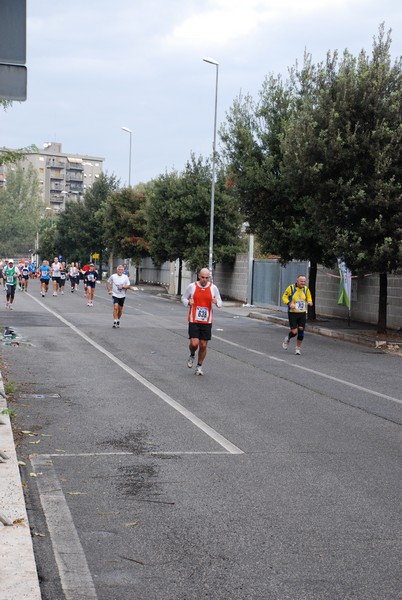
[2, 326, 34, 348]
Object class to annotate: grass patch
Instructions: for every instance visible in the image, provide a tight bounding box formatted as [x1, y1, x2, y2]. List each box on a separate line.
[1, 408, 17, 419]
[4, 382, 16, 394]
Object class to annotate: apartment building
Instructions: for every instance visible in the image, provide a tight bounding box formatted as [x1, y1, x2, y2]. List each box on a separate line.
[0, 142, 104, 211]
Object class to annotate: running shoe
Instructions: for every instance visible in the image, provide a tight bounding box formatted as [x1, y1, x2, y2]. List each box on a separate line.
[53, 293, 57, 296]
[8, 305, 13, 310]
[195, 365, 204, 376]
[187, 354, 195, 368]
[282, 336, 289, 350]
[116, 321, 120, 328]
[113, 321, 117, 328]
[295, 347, 301, 355]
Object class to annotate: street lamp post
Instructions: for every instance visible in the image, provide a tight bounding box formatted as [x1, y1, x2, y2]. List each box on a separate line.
[202, 57, 219, 276]
[121, 126, 132, 187]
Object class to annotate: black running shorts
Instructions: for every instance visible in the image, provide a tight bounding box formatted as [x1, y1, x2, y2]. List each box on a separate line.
[188, 322, 212, 341]
[288, 312, 307, 330]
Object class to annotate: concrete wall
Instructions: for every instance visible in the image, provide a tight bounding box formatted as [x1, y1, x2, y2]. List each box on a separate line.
[138, 255, 249, 300]
[139, 256, 171, 286]
[213, 253, 249, 302]
[316, 266, 402, 329]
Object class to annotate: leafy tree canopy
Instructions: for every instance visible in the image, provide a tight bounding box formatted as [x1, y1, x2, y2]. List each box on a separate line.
[100, 185, 149, 264]
[282, 24, 402, 276]
[38, 222, 58, 260]
[147, 154, 245, 273]
[56, 172, 119, 263]
[0, 163, 44, 256]
[220, 24, 402, 329]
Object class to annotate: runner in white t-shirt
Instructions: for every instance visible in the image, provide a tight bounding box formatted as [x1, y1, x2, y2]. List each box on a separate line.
[51, 257, 62, 296]
[106, 265, 131, 328]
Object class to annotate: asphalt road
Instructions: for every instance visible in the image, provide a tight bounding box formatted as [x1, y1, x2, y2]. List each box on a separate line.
[3, 280, 401, 600]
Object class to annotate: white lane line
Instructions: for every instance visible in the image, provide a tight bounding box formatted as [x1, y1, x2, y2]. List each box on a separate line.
[30, 455, 98, 600]
[214, 336, 402, 406]
[39, 451, 232, 457]
[28, 295, 244, 455]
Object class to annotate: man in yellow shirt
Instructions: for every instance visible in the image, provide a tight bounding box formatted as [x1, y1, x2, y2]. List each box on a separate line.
[282, 275, 313, 355]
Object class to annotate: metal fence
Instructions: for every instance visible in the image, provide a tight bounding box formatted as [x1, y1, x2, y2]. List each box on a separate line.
[252, 259, 309, 307]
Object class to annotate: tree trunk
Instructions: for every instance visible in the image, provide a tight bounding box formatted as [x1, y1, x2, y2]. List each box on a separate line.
[99, 249, 102, 282]
[377, 272, 387, 333]
[308, 260, 317, 320]
[135, 260, 140, 285]
[177, 258, 183, 297]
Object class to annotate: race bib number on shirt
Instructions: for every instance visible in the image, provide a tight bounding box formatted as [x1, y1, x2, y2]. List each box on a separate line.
[196, 306, 209, 322]
[295, 300, 306, 312]
[7, 275, 14, 283]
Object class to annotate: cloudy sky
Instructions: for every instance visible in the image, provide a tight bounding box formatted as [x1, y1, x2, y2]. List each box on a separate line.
[1, 0, 402, 186]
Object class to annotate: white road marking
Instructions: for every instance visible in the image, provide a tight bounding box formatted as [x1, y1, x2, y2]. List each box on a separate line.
[30, 455, 98, 600]
[214, 336, 402, 406]
[44, 451, 233, 457]
[28, 295, 244, 455]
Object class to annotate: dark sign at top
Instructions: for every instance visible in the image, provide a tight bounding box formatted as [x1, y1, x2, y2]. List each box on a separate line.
[0, 0, 26, 65]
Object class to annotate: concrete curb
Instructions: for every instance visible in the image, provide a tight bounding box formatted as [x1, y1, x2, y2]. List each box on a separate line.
[0, 375, 41, 600]
[248, 312, 379, 348]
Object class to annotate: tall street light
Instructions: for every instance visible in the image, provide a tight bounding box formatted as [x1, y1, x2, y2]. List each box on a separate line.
[203, 56, 219, 276]
[121, 126, 132, 187]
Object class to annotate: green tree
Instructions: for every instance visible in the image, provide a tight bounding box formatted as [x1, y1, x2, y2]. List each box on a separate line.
[147, 169, 187, 292]
[221, 74, 324, 317]
[101, 185, 149, 283]
[180, 155, 244, 272]
[56, 200, 88, 261]
[282, 25, 402, 331]
[147, 155, 244, 291]
[38, 222, 58, 260]
[221, 25, 402, 329]
[147, 169, 185, 264]
[0, 163, 44, 256]
[56, 173, 119, 267]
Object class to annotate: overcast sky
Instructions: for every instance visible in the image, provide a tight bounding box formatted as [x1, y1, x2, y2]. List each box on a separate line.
[1, 0, 402, 187]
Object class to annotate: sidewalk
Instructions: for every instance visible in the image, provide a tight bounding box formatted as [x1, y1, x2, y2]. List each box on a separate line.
[0, 377, 41, 600]
[1, 287, 401, 600]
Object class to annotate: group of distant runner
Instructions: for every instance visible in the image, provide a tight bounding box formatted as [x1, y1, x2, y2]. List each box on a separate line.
[36, 257, 97, 304]
[1, 254, 314, 374]
[1, 256, 132, 326]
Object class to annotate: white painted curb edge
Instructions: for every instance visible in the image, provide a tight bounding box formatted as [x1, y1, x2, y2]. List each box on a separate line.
[0, 373, 41, 600]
